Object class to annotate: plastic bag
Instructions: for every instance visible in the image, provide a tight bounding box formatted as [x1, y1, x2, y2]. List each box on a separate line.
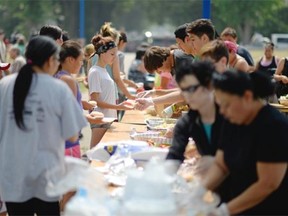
[46, 156, 106, 197]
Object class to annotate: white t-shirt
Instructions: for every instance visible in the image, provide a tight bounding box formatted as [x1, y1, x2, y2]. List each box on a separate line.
[88, 65, 117, 118]
[0, 73, 87, 202]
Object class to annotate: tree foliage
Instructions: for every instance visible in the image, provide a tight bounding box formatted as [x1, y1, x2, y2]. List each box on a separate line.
[211, 0, 286, 44]
[0, 0, 60, 38]
[0, 0, 287, 45]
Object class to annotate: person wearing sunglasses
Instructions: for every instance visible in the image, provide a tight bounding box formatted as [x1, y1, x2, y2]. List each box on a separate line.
[164, 40, 237, 205]
[166, 55, 235, 204]
[166, 60, 223, 172]
[167, 40, 230, 163]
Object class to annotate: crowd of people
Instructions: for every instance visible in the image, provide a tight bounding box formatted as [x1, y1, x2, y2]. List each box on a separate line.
[0, 18, 288, 215]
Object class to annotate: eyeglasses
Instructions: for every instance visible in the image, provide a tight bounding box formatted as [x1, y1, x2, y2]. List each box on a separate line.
[180, 84, 201, 94]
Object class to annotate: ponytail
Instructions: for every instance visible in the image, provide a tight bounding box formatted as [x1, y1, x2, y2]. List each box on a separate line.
[13, 64, 34, 130]
[13, 35, 59, 130]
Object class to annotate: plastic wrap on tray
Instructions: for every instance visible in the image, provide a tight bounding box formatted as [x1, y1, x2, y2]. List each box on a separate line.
[130, 130, 172, 147]
[145, 117, 177, 133]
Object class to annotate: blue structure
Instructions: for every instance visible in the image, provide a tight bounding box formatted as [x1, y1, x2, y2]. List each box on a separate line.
[79, 0, 85, 38]
[202, 0, 211, 19]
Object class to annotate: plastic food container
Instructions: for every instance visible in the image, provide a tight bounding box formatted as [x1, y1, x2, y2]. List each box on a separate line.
[145, 118, 177, 132]
[130, 131, 172, 147]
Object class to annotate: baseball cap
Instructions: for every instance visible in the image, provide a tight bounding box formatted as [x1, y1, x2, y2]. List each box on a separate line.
[0, 63, 10, 70]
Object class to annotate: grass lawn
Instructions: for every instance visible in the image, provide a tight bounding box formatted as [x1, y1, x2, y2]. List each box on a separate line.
[249, 48, 287, 63]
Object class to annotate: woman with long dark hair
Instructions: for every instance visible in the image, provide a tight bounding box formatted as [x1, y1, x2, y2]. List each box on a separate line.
[0, 36, 87, 215]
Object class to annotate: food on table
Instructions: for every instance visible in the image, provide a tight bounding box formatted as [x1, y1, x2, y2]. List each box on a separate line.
[88, 100, 97, 107]
[132, 132, 172, 148]
[154, 123, 175, 129]
[279, 95, 288, 106]
[90, 111, 104, 119]
[162, 103, 189, 118]
[147, 139, 170, 148]
[280, 94, 288, 100]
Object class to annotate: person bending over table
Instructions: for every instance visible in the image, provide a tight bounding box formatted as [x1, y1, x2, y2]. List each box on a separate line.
[203, 70, 288, 215]
[166, 60, 222, 162]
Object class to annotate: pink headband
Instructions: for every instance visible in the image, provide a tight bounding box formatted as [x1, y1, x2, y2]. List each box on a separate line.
[224, 40, 238, 53]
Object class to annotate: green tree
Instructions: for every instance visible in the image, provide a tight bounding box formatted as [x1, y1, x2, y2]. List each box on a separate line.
[256, 5, 288, 38]
[212, 0, 285, 44]
[0, 0, 60, 39]
[113, 0, 202, 32]
[82, 0, 135, 41]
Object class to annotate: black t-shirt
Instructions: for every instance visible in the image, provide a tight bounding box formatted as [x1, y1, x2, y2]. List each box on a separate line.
[237, 45, 254, 66]
[171, 49, 194, 76]
[219, 105, 288, 215]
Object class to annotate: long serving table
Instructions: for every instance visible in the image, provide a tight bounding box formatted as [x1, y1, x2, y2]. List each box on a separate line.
[101, 110, 148, 142]
[101, 103, 288, 143]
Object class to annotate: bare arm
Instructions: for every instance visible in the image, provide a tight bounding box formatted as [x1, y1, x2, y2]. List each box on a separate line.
[90, 92, 119, 109]
[236, 59, 249, 73]
[82, 100, 96, 110]
[123, 78, 139, 89]
[275, 58, 285, 76]
[60, 75, 77, 97]
[152, 89, 184, 105]
[67, 134, 79, 143]
[135, 89, 184, 111]
[112, 56, 135, 100]
[275, 56, 281, 65]
[274, 58, 288, 83]
[90, 92, 132, 110]
[136, 88, 178, 98]
[227, 162, 287, 215]
[203, 150, 229, 190]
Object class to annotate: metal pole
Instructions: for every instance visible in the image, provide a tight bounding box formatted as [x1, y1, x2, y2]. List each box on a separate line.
[202, 0, 211, 19]
[79, 0, 85, 39]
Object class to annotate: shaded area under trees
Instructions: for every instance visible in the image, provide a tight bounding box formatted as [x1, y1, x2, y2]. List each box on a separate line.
[0, 0, 287, 45]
